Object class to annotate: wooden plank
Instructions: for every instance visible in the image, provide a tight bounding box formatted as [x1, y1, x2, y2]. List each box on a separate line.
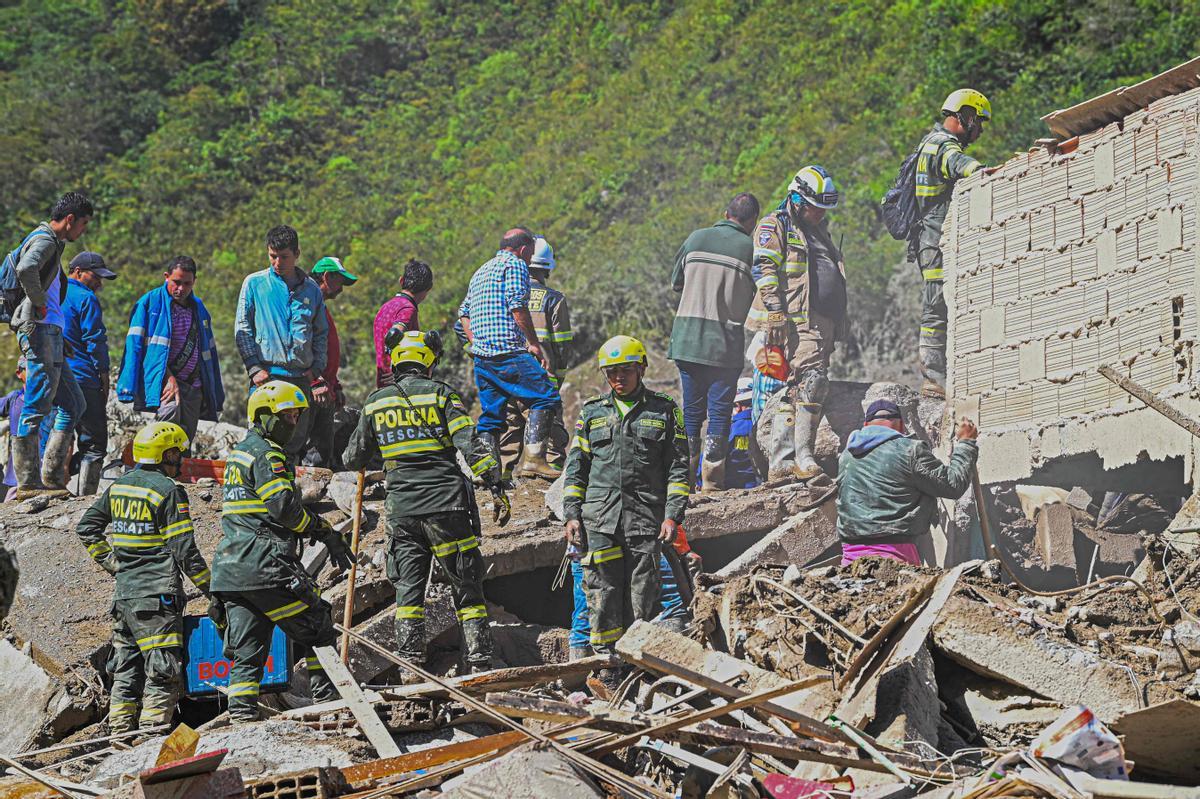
[837, 574, 938, 691]
[484, 692, 653, 731]
[340, 731, 526, 788]
[312, 646, 403, 758]
[614, 620, 844, 744]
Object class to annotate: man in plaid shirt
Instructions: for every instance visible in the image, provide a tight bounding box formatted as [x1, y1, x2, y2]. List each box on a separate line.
[458, 228, 561, 474]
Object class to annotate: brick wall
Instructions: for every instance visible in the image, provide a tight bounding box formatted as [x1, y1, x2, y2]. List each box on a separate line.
[945, 87, 1200, 484]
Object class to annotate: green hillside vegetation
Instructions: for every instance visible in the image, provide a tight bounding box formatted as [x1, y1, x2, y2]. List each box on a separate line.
[2, 0, 1198, 417]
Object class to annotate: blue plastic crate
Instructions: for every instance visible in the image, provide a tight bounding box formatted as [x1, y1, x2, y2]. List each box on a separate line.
[182, 615, 292, 698]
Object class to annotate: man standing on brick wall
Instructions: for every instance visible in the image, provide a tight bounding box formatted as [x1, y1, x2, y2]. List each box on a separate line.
[910, 89, 991, 398]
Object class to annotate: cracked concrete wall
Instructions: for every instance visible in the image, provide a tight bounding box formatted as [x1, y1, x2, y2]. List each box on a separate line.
[947, 85, 1200, 487]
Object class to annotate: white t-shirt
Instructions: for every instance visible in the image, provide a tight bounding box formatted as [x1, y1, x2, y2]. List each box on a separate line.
[41, 270, 64, 329]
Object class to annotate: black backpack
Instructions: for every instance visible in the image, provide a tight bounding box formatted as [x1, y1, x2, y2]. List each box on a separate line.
[879, 149, 921, 241]
[0, 229, 55, 324]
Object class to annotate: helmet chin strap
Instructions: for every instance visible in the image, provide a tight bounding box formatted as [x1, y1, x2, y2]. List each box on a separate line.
[257, 413, 298, 447]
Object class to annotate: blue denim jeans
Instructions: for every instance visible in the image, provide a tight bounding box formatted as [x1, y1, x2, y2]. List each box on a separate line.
[675, 360, 741, 440]
[472, 351, 560, 437]
[17, 324, 84, 437]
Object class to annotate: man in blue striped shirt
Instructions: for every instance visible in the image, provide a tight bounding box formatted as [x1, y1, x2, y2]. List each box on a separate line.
[458, 228, 561, 474]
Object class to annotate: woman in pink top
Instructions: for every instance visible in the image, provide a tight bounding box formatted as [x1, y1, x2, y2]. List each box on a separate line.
[373, 259, 433, 386]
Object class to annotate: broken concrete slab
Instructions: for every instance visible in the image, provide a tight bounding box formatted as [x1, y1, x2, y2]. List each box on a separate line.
[1111, 699, 1200, 784]
[87, 721, 371, 789]
[438, 741, 604, 799]
[1075, 527, 1145, 577]
[931, 595, 1142, 721]
[716, 497, 839, 577]
[1035, 503, 1077, 571]
[0, 638, 56, 753]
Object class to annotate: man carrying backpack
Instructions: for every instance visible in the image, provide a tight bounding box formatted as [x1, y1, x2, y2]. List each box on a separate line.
[4, 192, 94, 499]
[909, 90, 990, 398]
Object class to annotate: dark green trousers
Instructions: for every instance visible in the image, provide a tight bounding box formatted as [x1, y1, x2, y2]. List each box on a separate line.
[107, 595, 184, 733]
[215, 585, 338, 723]
[581, 524, 661, 655]
[386, 504, 493, 668]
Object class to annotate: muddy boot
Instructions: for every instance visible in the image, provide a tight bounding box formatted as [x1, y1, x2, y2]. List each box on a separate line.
[687, 434, 702, 490]
[765, 400, 796, 482]
[919, 346, 947, 399]
[792, 404, 823, 480]
[517, 409, 561, 480]
[460, 616, 494, 673]
[394, 615, 427, 681]
[700, 435, 727, 493]
[41, 428, 73, 491]
[77, 457, 103, 496]
[569, 645, 593, 661]
[12, 431, 67, 500]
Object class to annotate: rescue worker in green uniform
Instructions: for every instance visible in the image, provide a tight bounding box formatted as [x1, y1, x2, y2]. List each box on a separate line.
[911, 89, 991, 398]
[343, 330, 511, 674]
[747, 166, 848, 481]
[499, 235, 574, 482]
[210, 381, 353, 723]
[76, 421, 214, 733]
[562, 335, 690, 692]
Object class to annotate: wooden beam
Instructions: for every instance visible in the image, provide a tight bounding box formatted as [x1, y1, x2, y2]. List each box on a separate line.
[341, 731, 526, 788]
[313, 646, 403, 759]
[1099, 364, 1200, 439]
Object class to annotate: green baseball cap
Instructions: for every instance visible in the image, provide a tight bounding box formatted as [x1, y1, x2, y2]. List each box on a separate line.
[311, 256, 358, 285]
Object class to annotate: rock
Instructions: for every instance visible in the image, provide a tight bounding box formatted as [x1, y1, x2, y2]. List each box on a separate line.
[544, 471, 565, 521]
[329, 472, 361, 515]
[21, 496, 50, 513]
[716, 499, 839, 577]
[88, 720, 368, 788]
[0, 638, 98, 753]
[438, 742, 604, 799]
[297, 469, 332, 504]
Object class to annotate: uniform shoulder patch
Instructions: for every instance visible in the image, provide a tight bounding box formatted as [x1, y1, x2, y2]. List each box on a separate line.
[269, 460, 287, 474]
[757, 229, 773, 247]
[582, 394, 604, 405]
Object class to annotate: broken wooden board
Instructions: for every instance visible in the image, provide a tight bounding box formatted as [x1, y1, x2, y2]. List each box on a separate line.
[484, 693, 653, 732]
[340, 731, 527, 790]
[615, 620, 844, 743]
[1112, 699, 1200, 784]
[313, 646, 403, 758]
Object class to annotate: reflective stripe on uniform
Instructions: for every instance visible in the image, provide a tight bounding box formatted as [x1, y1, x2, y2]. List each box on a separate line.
[447, 415, 472, 434]
[305, 655, 324, 671]
[364, 393, 446, 416]
[162, 519, 194, 540]
[380, 438, 449, 458]
[88, 541, 113, 558]
[548, 330, 573, 342]
[788, 311, 809, 324]
[190, 568, 211, 586]
[668, 481, 690, 497]
[258, 477, 290, 500]
[456, 604, 488, 621]
[585, 545, 623, 565]
[470, 453, 498, 476]
[223, 499, 268, 514]
[921, 268, 944, 281]
[431, 536, 480, 558]
[111, 484, 165, 506]
[140, 705, 171, 723]
[266, 599, 309, 622]
[295, 509, 313, 533]
[395, 605, 426, 619]
[755, 274, 779, 290]
[112, 533, 165, 548]
[590, 626, 624, 645]
[136, 632, 183, 651]
[564, 485, 584, 499]
[574, 436, 591, 453]
[915, 184, 946, 197]
[754, 248, 782, 266]
[109, 701, 138, 717]
[227, 681, 260, 697]
[227, 451, 255, 468]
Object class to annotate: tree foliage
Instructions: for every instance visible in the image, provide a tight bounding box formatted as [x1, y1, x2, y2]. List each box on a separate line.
[2, 0, 1198, 410]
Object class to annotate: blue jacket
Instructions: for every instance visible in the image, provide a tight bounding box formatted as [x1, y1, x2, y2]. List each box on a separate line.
[62, 278, 109, 390]
[234, 268, 328, 379]
[116, 286, 225, 421]
[726, 408, 760, 489]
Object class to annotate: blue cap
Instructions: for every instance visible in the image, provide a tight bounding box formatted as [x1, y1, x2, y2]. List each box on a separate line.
[864, 399, 902, 423]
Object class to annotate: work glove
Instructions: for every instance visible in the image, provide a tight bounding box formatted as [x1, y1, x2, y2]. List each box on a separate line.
[207, 597, 228, 632]
[98, 554, 119, 577]
[765, 310, 789, 349]
[312, 518, 354, 571]
[491, 487, 511, 528]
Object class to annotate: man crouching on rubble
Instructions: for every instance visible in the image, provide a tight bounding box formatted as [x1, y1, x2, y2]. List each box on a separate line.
[836, 399, 977, 567]
[75, 422, 216, 733]
[563, 335, 691, 694]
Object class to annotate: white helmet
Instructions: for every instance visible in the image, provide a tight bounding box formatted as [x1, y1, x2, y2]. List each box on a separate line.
[735, 377, 753, 404]
[787, 165, 840, 209]
[530, 235, 556, 272]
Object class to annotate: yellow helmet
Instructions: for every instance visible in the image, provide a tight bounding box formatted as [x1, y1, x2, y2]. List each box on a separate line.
[247, 380, 309, 422]
[942, 89, 991, 122]
[133, 421, 190, 465]
[390, 330, 441, 370]
[597, 335, 648, 369]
